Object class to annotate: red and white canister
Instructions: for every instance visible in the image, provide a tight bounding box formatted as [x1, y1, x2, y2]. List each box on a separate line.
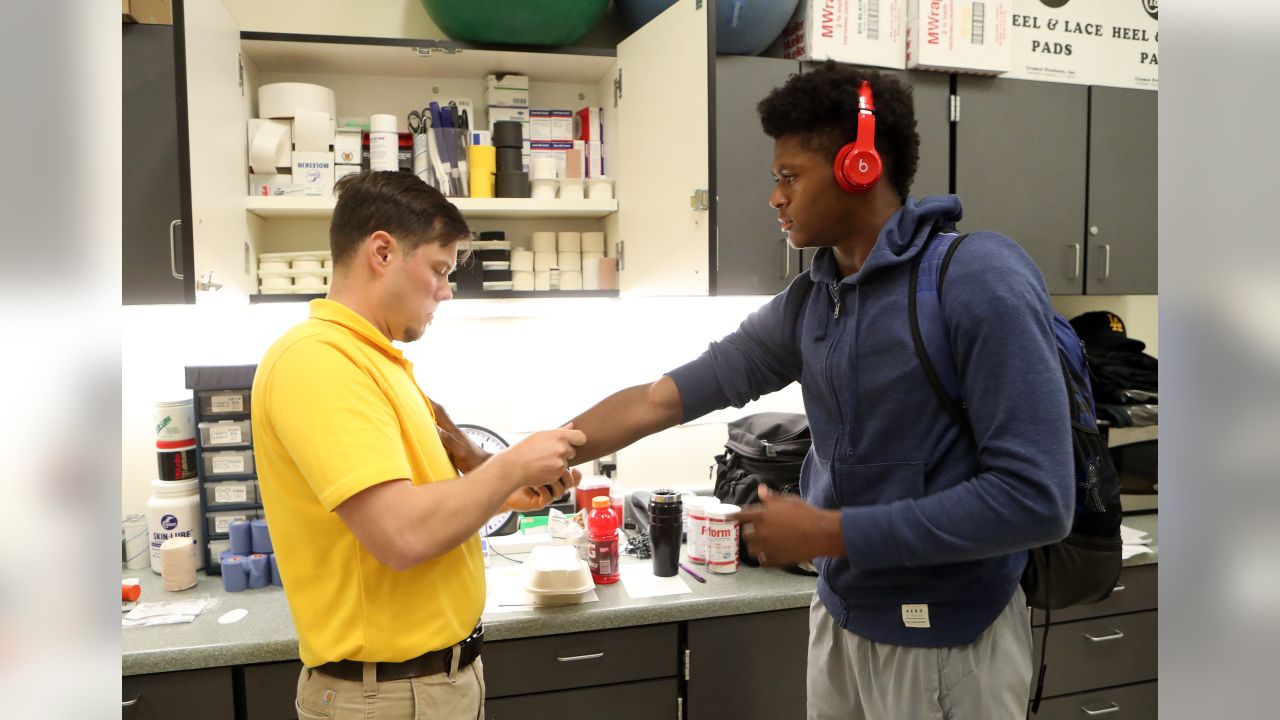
[684, 496, 718, 565]
[154, 397, 195, 450]
[705, 503, 741, 574]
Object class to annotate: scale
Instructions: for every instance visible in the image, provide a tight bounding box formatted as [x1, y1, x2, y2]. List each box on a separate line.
[457, 424, 520, 537]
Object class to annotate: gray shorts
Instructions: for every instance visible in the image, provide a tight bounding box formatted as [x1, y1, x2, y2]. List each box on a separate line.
[807, 587, 1033, 720]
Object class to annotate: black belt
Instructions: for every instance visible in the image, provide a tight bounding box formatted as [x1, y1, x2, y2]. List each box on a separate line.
[315, 624, 484, 683]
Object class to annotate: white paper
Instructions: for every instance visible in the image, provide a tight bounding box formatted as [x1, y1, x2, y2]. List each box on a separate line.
[122, 598, 215, 628]
[619, 564, 692, 599]
[1121, 525, 1152, 545]
[1122, 544, 1155, 560]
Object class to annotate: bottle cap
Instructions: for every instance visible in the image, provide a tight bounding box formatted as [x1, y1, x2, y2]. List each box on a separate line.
[592, 496, 611, 509]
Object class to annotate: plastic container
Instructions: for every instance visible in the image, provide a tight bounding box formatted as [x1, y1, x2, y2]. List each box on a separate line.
[157, 443, 197, 481]
[207, 509, 255, 537]
[684, 496, 718, 565]
[587, 496, 620, 585]
[369, 114, 398, 172]
[648, 489, 683, 577]
[154, 397, 195, 449]
[198, 389, 251, 416]
[198, 419, 252, 448]
[524, 545, 593, 595]
[146, 478, 204, 574]
[706, 504, 741, 574]
[203, 448, 255, 477]
[204, 479, 258, 507]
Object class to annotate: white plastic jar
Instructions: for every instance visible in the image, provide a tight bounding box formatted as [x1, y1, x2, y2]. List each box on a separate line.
[146, 478, 204, 574]
[369, 114, 398, 172]
[154, 397, 195, 449]
[705, 503, 741, 574]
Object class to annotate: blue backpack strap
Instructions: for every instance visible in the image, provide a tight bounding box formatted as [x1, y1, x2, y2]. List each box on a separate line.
[908, 229, 970, 423]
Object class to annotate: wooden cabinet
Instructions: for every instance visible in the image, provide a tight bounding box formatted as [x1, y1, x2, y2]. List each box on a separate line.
[1030, 564, 1159, 718]
[240, 661, 304, 719]
[686, 608, 809, 720]
[122, 667, 234, 720]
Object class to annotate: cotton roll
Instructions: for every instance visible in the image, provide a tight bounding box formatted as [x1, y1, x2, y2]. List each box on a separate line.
[530, 156, 557, 180]
[511, 249, 534, 272]
[250, 519, 273, 554]
[582, 231, 606, 253]
[531, 178, 557, 200]
[228, 520, 252, 554]
[221, 555, 248, 592]
[512, 271, 535, 291]
[533, 251, 557, 272]
[588, 177, 614, 200]
[583, 257, 602, 291]
[582, 250, 605, 264]
[511, 234, 532, 251]
[160, 537, 197, 592]
[559, 271, 583, 291]
[559, 177, 584, 200]
[258, 82, 336, 120]
[247, 554, 270, 589]
[557, 251, 582, 271]
[557, 232, 582, 252]
[531, 231, 557, 253]
[534, 271, 552, 291]
[270, 554, 283, 587]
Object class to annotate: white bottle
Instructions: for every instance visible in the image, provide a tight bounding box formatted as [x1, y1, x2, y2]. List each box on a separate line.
[369, 114, 398, 172]
[146, 478, 204, 574]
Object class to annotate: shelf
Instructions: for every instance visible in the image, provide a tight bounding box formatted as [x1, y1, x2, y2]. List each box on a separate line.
[246, 196, 618, 220]
[250, 290, 619, 303]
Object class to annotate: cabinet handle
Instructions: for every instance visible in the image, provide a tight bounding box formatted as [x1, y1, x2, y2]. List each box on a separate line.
[1097, 243, 1111, 280]
[1068, 243, 1081, 280]
[1081, 700, 1120, 716]
[1084, 629, 1125, 643]
[555, 651, 604, 662]
[122, 696, 140, 707]
[1112, 583, 1126, 593]
[169, 219, 184, 280]
[782, 238, 791, 279]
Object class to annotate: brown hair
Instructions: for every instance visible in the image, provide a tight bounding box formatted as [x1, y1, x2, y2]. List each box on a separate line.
[329, 171, 470, 267]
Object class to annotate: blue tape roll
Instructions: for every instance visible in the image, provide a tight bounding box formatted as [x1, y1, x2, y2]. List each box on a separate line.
[228, 521, 252, 555]
[247, 553, 270, 589]
[250, 519, 273, 554]
[221, 555, 248, 592]
[269, 553, 283, 587]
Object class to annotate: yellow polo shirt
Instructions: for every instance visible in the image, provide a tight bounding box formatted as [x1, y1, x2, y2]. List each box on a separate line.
[252, 299, 483, 667]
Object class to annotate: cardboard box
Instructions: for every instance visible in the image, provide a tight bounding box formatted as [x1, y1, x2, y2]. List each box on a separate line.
[334, 165, 361, 187]
[531, 141, 576, 180]
[530, 110, 575, 142]
[334, 128, 362, 165]
[1002, 0, 1155, 88]
[486, 73, 530, 91]
[485, 87, 530, 108]
[1099, 0, 1157, 89]
[782, 0, 906, 70]
[292, 151, 335, 193]
[488, 106, 531, 137]
[907, 1, 1011, 75]
[248, 174, 293, 197]
[124, 0, 172, 24]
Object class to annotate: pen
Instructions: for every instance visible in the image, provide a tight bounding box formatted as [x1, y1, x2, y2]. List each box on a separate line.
[680, 563, 706, 584]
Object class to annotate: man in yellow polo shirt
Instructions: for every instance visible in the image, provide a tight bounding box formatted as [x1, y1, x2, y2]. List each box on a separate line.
[252, 171, 585, 719]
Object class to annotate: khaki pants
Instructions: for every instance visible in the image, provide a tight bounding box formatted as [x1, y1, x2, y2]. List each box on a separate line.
[295, 656, 485, 720]
[807, 588, 1033, 720]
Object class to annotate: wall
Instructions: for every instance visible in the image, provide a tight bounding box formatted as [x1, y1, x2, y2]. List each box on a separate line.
[1052, 294, 1159, 357]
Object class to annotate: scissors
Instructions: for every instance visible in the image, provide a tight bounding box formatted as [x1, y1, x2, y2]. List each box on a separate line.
[407, 108, 430, 135]
[448, 101, 470, 133]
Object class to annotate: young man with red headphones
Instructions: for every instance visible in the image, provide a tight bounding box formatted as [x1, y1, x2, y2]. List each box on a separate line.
[563, 62, 1072, 718]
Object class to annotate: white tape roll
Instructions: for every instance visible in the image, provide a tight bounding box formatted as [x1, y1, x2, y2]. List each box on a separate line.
[258, 82, 336, 120]
[248, 120, 290, 174]
[511, 249, 534, 272]
[260, 276, 293, 290]
[160, 536, 197, 592]
[533, 251, 556, 272]
[582, 250, 605, 263]
[292, 110, 332, 152]
[531, 231, 557, 253]
[557, 232, 582, 252]
[557, 251, 582, 271]
[531, 178, 557, 200]
[582, 257, 602, 291]
[534, 271, 552, 291]
[588, 177, 614, 200]
[559, 177, 584, 200]
[559, 271, 583, 291]
[513, 270, 535, 291]
[530, 156, 557, 180]
[582, 231, 606, 253]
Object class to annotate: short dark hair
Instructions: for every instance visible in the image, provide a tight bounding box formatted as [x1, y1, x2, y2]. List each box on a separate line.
[329, 171, 470, 267]
[757, 61, 920, 202]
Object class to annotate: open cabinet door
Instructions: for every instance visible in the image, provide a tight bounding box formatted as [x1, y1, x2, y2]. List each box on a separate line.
[178, 0, 256, 302]
[612, 0, 710, 296]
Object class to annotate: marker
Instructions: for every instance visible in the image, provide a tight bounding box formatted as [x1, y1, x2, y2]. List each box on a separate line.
[680, 563, 707, 584]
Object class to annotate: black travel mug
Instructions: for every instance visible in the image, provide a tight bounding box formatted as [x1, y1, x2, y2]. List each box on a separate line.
[648, 489, 683, 577]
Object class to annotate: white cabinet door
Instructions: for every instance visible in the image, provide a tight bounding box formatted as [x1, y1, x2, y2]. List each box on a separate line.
[182, 0, 258, 302]
[613, 0, 710, 297]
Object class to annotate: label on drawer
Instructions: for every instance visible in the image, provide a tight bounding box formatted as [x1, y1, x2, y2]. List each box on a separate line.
[902, 604, 931, 628]
[211, 394, 244, 412]
[215, 514, 248, 534]
[212, 456, 245, 474]
[210, 426, 243, 444]
[215, 484, 248, 503]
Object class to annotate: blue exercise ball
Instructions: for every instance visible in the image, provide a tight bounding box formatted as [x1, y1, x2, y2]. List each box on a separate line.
[617, 0, 801, 56]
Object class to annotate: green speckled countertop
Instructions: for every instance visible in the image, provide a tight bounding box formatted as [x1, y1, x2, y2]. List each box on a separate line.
[122, 513, 1157, 677]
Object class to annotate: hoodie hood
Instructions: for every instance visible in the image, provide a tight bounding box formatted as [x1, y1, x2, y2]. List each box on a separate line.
[808, 194, 964, 285]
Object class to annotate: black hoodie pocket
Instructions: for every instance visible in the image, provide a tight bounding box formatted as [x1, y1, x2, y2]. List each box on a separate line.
[831, 461, 926, 507]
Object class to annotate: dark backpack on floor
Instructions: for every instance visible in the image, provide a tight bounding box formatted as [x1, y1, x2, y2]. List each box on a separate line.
[713, 412, 817, 574]
[908, 229, 1123, 712]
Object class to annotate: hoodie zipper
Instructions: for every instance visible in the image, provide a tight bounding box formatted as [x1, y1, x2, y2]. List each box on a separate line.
[828, 282, 841, 318]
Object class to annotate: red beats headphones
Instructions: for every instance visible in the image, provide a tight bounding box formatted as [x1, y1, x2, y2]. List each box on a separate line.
[833, 80, 882, 193]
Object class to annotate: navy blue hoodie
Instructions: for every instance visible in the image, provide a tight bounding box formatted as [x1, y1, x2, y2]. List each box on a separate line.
[668, 195, 1073, 647]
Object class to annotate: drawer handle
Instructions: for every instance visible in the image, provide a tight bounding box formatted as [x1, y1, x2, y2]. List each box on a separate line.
[556, 652, 604, 663]
[1081, 700, 1120, 716]
[122, 696, 140, 707]
[1085, 630, 1125, 643]
[1112, 583, 1126, 592]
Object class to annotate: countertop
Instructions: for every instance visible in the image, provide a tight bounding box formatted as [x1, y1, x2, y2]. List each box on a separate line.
[122, 513, 1158, 677]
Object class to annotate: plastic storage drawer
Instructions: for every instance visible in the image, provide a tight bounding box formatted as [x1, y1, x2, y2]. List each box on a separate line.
[198, 419, 252, 448]
[199, 389, 251, 416]
[203, 449, 255, 477]
[204, 479, 258, 507]
[206, 509, 256, 537]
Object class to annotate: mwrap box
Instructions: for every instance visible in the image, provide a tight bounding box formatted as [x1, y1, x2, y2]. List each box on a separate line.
[530, 110, 575, 142]
[1004, 0, 1114, 86]
[530, 141, 576, 180]
[1098, 0, 1157, 89]
[782, 0, 906, 70]
[906, 1, 1011, 74]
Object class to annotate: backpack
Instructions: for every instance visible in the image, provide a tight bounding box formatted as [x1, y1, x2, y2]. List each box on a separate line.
[712, 412, 817, 574]
[908, 229, 1123, 712]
